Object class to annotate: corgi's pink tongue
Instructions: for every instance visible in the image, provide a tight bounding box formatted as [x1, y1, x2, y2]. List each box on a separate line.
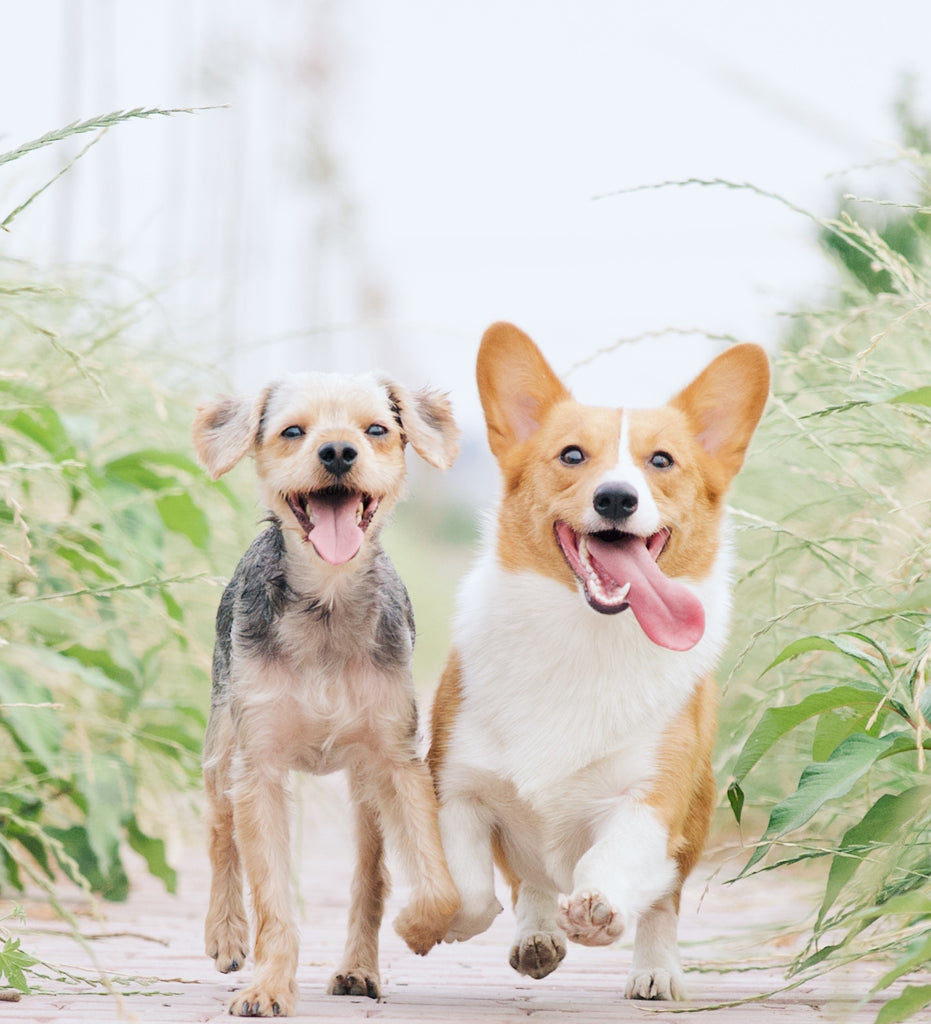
[586, 535, 705, 651]
[306, 493, 363, 565]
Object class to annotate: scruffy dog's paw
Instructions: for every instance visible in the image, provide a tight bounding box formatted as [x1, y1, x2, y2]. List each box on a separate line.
[205, 914, 249, 974]
[395, 888, 462, 954]
[443, 894, 503, 942]
[625, 967, 687, 1001]
[228, 977, 298, 1016]
[328, 968, 380, 999]
[557, 890, 624, 947]
[508, 929, 567, 979]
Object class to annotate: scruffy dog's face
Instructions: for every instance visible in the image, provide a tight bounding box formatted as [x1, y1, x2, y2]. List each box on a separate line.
[193, 372, 458, 566]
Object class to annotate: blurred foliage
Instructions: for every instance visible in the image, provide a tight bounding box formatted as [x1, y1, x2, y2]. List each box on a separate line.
[721, 116, 931, 1021]
[0, 260, 250, 918]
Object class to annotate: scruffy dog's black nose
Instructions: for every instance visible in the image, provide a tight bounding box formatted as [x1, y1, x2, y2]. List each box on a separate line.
[593, 482, 638, 521]
[318, 441, 358, 478]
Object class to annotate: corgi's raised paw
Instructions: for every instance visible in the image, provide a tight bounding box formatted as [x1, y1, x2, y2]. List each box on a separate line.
[557, 890, 624, 947]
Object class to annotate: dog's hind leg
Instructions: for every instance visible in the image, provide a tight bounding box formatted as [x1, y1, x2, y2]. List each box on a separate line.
[228, 758, 300, 1017]
[203, 707, 250, 974]
[328, 771, 387, 999]
[379, 757, 461, 955]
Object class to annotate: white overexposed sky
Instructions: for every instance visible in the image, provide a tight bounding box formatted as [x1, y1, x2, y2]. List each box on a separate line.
[1, 0, 929, 437]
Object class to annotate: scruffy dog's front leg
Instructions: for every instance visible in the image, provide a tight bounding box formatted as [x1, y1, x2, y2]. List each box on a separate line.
[203, 709, 250, 975]
[328, 771, 387, 999]
[228, 761, 300, 1017]
[375, 758, 461, 953]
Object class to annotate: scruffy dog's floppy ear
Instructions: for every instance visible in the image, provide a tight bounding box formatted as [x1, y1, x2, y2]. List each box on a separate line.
[382, 381, 460, 470]
[192, 389, 268, 480]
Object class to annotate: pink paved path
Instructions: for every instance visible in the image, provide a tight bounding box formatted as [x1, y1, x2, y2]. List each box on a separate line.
[5, 778, 912, 1023]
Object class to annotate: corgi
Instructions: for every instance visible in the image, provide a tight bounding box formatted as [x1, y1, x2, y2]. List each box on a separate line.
[427, 322, 769, 1000]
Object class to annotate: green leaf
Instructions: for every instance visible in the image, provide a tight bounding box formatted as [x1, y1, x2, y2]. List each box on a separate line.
[60, 644, 137, 690]
[889, 386, 931, 407]
[811, 708, 869, 761]
[727, 780, 745, 823]
[0, 668, 64, 769]
[2, 406, 76, 460]
[876, 985, 931, 1024]
[79, 755, 132, 877]
[0, 936, 38, 992]
[104, 456, 180, 493]
[818, 787, 931, 928]
[127, 817, 177, 894]
[155, 492, 209, 550]
[876, 932, 931, 992]
[47, 825, 129, 901]
[743, 733, 900, 873]
[763, 631, 890, 677]
[160, 588, 185, 623]
[733, 683, 889, 783]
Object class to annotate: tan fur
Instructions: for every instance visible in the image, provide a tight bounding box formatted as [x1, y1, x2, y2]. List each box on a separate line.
[644, 676, 719, 895]
[195, 372, 461, 1016]
[426, 652, 463, 787]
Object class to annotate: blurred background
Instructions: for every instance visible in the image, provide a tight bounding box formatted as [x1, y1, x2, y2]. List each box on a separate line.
[3, 0, 930, 420]
[2, 2, 931, 1009]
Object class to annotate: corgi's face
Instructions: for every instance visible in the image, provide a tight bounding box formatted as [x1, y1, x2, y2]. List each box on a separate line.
[477, 323, 769, 651]
[193, 372, 459, 567]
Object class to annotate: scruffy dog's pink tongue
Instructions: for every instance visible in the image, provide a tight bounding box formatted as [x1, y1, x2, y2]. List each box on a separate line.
[587, 535, 705, 651]
[306, 493, 363, 565]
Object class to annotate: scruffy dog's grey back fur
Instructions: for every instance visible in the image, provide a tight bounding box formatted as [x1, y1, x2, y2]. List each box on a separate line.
[211, 519, 417, 725]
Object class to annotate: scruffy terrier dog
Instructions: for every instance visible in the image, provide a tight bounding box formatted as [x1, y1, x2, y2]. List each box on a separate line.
[192, 372, 462, 1017]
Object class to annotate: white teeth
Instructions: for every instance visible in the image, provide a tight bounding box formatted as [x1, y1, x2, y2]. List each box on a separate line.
[356, 501, 364, 525]
[588, 576, 631, 606]
[579, 536, 591, 571]
[576, 532, 630, 605]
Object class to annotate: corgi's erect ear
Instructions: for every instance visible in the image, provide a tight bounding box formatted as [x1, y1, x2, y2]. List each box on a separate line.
[192, 388, 269, 480]
[477, 322, 570, 460]
[671, 343, 770, 482]
[383, 381, 460, 470]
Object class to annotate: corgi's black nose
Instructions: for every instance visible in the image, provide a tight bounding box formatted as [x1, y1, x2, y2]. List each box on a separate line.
[593, 482, 638, 521]
[318, 441, 358, 478]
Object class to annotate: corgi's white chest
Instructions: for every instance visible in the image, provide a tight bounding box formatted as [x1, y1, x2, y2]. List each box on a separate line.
[450, 550, 730, 798]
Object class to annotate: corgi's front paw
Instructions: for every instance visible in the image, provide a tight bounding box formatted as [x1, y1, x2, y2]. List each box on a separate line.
[557, 890, 624, 947]
[444, 894, 503, 942]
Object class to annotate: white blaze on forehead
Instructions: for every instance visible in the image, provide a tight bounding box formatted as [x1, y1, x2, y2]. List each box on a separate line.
[591, 410, 660, 536]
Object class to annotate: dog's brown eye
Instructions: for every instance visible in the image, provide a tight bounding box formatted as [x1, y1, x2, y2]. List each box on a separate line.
[281, 425, 304, 439]
[650, 451, 674, 469]
[366, 423, 388, 437]
[560, 446, 585, 466]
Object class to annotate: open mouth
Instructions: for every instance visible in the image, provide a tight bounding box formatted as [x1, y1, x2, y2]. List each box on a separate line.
[285, 487, 379, 565]
[553, 521, 705, 651]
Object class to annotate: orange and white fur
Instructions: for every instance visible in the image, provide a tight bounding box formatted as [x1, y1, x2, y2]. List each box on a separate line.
[428, 323, 769, 1000]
